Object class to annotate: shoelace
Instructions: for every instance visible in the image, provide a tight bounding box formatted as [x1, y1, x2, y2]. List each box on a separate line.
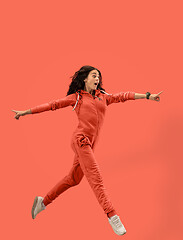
[111, 216, 123, 228]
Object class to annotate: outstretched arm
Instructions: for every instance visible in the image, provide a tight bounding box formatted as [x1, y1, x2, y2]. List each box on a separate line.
[135, 91, 163, 101]
[106, 91, 135, 106]
[106, 90, 163, 106]
[12, 93, 76, 120]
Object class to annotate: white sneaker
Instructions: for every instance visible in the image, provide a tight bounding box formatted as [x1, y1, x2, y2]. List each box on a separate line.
[31, 196, 46, 219]
[108, 215, 127, 236]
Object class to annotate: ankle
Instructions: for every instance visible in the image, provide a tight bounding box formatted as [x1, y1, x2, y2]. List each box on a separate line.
[107, 210, 117, 218]
[42, 198, 47, 207]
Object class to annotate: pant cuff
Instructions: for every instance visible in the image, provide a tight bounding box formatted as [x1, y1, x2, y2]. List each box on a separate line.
[107, 210, 117, 218]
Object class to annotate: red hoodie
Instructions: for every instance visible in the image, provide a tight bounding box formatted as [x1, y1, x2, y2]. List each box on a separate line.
[31, 89, 135, 140]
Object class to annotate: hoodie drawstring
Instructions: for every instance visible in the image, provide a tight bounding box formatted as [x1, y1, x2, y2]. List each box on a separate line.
[72, 89, 111, 111]
[72, 92, 80, 111]
[100, 90, 111, 95]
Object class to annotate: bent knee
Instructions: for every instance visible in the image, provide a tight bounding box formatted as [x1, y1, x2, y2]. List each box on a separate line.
[67, 174, 83, 186]
[73, 178, 82, 186]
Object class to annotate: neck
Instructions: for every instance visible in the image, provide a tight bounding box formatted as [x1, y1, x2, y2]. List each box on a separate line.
[84, 86, 95, 95]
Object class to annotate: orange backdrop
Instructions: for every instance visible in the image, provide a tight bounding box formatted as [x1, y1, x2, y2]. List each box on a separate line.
[1, 0, 183, 240]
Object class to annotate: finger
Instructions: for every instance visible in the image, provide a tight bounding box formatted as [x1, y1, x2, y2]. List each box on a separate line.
[158, 91, 163, 95]
[12, 110, 17, 113]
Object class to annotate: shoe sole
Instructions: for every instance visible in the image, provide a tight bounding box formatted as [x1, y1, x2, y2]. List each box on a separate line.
[114, 229, 126, 236]
[111, 225, 126, 236]
[31, 196, 38, 219]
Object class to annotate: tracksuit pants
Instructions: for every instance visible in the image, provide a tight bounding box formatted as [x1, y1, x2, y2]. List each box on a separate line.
[42, 133, 117, 217]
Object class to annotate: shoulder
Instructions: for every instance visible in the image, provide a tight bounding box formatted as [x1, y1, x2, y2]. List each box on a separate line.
[65, 92, 78, 99]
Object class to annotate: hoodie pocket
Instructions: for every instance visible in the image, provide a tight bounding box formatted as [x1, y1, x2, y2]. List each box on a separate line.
[76, 134, 92, 148]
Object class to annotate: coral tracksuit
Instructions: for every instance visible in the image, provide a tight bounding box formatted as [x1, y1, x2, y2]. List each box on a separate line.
[30, 89, 135, 217]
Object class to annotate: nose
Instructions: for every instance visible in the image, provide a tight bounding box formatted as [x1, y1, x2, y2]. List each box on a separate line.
[95, 80, 99, 85]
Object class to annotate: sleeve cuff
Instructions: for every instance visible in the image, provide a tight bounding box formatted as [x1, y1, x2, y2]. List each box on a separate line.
[129, 92, 135, 100]
[30, 107, 37, 114]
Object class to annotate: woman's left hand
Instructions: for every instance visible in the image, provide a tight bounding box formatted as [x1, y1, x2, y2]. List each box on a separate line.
[149, 91, 163, 102]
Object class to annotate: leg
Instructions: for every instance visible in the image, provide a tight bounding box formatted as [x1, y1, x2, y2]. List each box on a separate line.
[73, 134, 116, 216]
[43, 154, 84, 206]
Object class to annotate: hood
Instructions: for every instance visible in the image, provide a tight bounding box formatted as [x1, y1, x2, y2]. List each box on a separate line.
[79, 89, 101, 97]
[72, 89, 111, 111]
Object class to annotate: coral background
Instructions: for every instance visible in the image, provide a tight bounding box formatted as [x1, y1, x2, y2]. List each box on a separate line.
[1, 0, 183, 239]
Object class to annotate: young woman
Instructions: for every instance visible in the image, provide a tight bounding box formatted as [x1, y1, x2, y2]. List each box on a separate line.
[12, 65, 163, 236]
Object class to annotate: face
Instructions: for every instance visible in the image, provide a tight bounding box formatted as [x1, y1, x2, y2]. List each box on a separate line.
[84, 69, 100, 92]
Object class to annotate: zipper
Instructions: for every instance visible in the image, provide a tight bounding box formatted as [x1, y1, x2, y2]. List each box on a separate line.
[93, 95, 100, 137]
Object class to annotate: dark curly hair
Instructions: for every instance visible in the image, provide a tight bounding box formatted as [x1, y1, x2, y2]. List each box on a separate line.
[66, 65, 106, 96]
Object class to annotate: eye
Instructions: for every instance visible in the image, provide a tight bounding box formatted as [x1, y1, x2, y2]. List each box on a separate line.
[93, 75, 99, 78]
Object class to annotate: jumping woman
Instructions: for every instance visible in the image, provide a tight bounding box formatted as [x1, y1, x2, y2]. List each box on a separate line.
[12, 65, 163, 236]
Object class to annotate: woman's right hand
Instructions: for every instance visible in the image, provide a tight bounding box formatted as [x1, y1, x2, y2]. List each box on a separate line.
[11, 110, 25, 120]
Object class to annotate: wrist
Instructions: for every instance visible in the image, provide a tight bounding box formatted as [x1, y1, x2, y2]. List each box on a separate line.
[146, 92, 151, 99]
[22, 111, 27, 116]
[23, 109, 31, 115]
